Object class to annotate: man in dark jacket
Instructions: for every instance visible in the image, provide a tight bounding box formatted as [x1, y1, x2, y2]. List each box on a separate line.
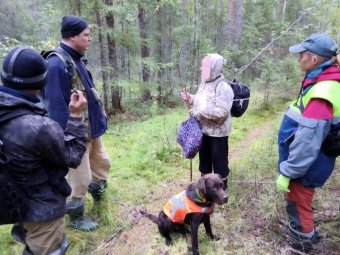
[43, 15, 111, 231]
[0, 47, 87, 254]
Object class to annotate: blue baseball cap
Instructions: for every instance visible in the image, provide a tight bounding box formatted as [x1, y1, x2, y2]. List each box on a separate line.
[289, 33, 338, 58]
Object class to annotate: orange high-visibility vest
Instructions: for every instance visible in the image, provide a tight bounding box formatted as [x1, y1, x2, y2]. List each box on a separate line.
[163, 190, 214, 224]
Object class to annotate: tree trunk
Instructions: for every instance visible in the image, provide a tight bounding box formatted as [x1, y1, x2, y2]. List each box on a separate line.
[105, 0, 118, 81]
[119, 0, 127, 77]
[111, 86, 122, 113]
[234, 0, 243, 47]
[156, 1, 164, 97]
[138, 4, 150, 83]
[164, 5, 173, 95]
[75, 0, 82, 15]
[179, 0, 189, 85]
[138, 3, 151, 100]
[226, 0, 235, 46]
[281, 0, 287, 22]
[192, 0, 199, 85]
[94, 0, 110, 112]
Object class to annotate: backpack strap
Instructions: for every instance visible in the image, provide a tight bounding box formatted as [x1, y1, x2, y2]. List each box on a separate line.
[214, 78, 235, 98]
[41, 48, 77, 89]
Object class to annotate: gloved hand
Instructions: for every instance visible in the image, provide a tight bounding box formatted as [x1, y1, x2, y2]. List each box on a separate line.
[276, 174, 291, 192]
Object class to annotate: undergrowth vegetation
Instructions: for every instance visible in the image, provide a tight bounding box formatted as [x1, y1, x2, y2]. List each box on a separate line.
[0, 92, 338, 255]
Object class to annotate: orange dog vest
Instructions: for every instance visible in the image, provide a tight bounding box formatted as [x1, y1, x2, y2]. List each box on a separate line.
[163, 190, 214, 224]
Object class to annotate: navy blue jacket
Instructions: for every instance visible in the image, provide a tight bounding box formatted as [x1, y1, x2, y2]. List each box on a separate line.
[43, 43, 107, 138]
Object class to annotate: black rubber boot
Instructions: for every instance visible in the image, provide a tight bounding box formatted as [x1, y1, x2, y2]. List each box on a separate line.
[88, 180, 108, 202]
[22, 246, 34, 255]
[67, 198, 99, 231]
[22, 235, 70, 255]
[287, 222, 320, 253]
[11, 224, 26, 244]
[48, 235, 69, 255]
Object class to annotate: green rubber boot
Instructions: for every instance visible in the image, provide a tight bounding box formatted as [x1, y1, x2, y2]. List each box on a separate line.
[88, 180, 108, 202]
[67, 198, 98, 231]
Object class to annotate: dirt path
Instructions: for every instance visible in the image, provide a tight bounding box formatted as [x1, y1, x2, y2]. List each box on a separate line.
[228, 121, 272, 161]
[90, 121, 275, 255]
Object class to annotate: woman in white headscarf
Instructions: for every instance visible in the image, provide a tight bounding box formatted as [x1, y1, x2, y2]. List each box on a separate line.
[181, 53, 234, 189]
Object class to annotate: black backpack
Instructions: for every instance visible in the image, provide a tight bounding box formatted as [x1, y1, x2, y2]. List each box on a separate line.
[228, 79, 250, 117]
[0, 110, 33, 225]
[216, 79, 250, 117]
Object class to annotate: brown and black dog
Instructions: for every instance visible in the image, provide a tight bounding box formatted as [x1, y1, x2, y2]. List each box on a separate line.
[140, 173, 228, 255]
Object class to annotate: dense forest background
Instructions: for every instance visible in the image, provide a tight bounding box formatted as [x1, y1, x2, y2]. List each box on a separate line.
[0, 0, 339, 114]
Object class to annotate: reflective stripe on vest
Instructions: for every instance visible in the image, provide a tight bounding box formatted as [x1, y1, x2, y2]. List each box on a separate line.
[163, 190, 214, 224]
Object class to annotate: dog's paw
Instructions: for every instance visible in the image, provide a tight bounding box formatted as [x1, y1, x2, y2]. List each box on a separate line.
[165, 238, 173, 246]
[208, 233, 220, 241]
[213, 235, 220, 241]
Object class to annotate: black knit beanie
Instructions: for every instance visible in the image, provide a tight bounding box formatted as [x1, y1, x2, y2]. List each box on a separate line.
[1, 47, 48, 90]
[61, 15, 88, 39]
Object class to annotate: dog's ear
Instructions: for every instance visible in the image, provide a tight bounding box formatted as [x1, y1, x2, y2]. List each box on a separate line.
[196, 176, 206, 195]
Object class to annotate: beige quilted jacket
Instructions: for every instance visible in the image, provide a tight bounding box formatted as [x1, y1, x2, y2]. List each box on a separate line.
[189, 75, 234, 137]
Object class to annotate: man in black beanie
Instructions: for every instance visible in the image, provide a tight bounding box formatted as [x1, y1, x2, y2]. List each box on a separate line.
[43, 15, 111, 231]
[0, 47, 87, 254]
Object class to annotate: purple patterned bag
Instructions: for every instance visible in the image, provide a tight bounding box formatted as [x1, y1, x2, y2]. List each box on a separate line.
[177, 115, 203, 159]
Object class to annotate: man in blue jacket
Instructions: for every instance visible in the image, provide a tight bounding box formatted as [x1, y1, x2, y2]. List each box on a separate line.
[276, 33, 340, 253]
[43, 15, 111, 231]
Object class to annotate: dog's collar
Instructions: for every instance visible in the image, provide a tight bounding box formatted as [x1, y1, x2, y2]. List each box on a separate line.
[193, 189, 211, 206]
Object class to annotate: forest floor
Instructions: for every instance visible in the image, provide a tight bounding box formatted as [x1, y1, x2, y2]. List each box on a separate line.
[90, 119, 340, 255]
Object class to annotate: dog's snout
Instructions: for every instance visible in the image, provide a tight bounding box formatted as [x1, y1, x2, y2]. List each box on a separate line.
[222, 194, 228, 204]
[215, 191, 228, 205]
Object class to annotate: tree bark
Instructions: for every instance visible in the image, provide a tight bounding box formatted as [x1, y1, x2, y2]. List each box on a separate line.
[156, 1, 164, 97]
[192, 0, 199, 85]
[281, 0, 287, 22]
[164, 5, 173, 95]
[179, 0, 189, 85]
[234, 0, 243, 47]
[138, 4, 150, 83]
[105, 0, 118, 81]
[138, 3, 152, 101]
[94, 0, 110, 112]
[226, 0, 235, 46]
[75, 0, 82, 15]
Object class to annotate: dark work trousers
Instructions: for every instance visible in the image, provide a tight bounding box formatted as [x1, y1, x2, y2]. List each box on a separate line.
[199, 134, 229, 179]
